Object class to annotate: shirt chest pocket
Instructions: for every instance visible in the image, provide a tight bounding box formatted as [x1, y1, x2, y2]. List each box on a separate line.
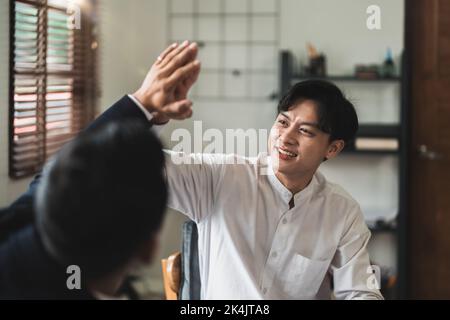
[283, 253, 331, 298]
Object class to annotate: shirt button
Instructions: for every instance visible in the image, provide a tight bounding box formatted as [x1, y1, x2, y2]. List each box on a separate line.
[271, 252, 278, 258]
[262, 288, 268, 294]
[282, 218, 288, 224]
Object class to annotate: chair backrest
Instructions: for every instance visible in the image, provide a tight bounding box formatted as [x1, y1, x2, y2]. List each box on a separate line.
[161, 220, 201, 300]
[161, 252, 181, 300]
[179, 220, 201, 300]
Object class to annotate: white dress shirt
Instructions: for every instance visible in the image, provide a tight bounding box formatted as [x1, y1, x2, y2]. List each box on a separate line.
[129, 96, 383, 300]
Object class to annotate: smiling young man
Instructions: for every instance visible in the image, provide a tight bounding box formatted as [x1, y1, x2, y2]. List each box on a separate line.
[142, 76, 383, 299]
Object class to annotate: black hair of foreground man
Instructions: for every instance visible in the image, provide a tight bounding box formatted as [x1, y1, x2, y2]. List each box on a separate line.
[35, 120, 168, 284]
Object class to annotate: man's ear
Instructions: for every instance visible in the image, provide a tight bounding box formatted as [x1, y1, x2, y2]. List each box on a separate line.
[325, 139, 345, 161]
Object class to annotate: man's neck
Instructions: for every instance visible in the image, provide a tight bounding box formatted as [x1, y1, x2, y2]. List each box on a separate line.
[275, 171, 314, 195]
[87, 269, 127, 299]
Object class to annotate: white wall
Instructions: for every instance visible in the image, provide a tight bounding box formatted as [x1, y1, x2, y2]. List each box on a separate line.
[98, 0, 169, 111]
[281, 0, 404, 74]
[0, 0, 34, 208]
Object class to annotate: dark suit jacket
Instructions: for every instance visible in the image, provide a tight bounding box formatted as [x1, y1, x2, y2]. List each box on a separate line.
[0, 95, 151, 299]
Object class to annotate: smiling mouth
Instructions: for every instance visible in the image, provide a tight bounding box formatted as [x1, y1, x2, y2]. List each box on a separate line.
[276, 147, 298, 159]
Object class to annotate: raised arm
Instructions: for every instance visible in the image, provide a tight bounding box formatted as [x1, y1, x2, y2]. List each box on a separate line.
[1, 42, 201, 226]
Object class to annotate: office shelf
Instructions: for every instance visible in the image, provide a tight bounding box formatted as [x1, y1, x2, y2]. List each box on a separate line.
[342, 148, 399, 156]
[291, 75, 401, 82]
[358, 124, 400, 138]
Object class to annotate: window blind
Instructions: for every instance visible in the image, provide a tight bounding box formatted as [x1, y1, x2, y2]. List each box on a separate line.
[10, 0, 98, 178]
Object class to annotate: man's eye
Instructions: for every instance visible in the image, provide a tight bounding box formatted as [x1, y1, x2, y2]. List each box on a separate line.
[278, 119, 288, 126]
[300, 128, 313, 135]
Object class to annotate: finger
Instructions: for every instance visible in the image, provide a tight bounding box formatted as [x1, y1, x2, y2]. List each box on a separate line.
[160, 42, 198, 76]
[177, 105, 193, 120]
[155, 43, 178, 65]
[163, 100, 193, 120]
[184, 61, 201, 89]
[176, 63, 201, 99]
[179, 106, 193, 119]
[159, 40, 190, 69]
[164, 60, 201, 90]
[177, 108, 194, 120]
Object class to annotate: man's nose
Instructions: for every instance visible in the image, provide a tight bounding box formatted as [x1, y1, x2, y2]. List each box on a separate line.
[279, 127, 297, 146]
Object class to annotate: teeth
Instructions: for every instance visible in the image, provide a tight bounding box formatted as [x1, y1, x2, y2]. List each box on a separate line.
[278, 148, 297, 157]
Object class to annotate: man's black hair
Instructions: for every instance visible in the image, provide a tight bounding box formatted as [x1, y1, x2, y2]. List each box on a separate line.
[277, 80, 359, 144]
[35, 121, 167, 280]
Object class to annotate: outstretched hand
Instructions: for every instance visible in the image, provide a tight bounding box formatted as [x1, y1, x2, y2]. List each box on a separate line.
[132, 41, 201, 124]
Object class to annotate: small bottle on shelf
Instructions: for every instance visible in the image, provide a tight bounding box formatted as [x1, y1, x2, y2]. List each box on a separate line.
[382, 48, 395, 78]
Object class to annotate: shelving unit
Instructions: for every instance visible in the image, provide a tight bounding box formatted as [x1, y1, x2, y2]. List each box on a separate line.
[279, 50, 408, 299]
[290, 75, 401, 83]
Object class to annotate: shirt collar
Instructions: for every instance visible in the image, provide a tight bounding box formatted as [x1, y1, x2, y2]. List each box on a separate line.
[264, 153, 318, 209]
